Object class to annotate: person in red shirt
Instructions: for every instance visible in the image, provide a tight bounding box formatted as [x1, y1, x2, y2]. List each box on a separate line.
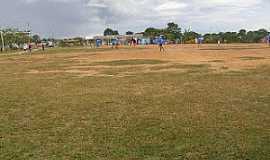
[29, 44, 32, 53]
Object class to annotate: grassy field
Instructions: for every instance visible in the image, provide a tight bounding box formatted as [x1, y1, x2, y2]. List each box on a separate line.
[0, 45, 270, 159]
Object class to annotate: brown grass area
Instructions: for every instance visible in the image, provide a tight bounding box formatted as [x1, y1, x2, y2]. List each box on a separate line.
[14, 44, 269, 77]
[1, 44, 270, 159]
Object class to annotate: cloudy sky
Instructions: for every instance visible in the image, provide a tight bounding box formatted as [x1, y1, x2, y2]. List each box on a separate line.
[1, 0, 269, 38]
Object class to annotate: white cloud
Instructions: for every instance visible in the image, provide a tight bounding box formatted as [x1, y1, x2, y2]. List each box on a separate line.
[202, 0, 261, 7]
[156, 1, 187, 10]
[2, 0, 269, 37]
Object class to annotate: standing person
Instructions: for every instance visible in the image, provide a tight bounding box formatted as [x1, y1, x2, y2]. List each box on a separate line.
[268, 35, 270, 47]
[0, 47, 2, 52]
[132, 38, 136, 47]
[197, 37, 203, 48]
[42, 43, 45, 51]
[23, 44, 28, 51]
[158, 36, 165, 52]
[116, 38, 120, 49]
[218, 40, 221, 47]
[112, 39, 116, 49]
[29, 44, 32, 53]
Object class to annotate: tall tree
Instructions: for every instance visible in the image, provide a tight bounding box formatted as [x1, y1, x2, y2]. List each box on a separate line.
[32, 34, 41, 43]
[203, 33, 219, 43]
[144, 27, 162, 38]
[126, 31, 134, 35]
[166, 22, 182, 40]
[113, 30, 119, 35]
[238, 29, 247, 42]
[183, 30, 199, 43]
[104, 28, 114, 36]
[104, 28, 119, 36]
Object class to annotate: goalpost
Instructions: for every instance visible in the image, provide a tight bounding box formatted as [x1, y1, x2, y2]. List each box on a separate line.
[0, 30, 5, 51]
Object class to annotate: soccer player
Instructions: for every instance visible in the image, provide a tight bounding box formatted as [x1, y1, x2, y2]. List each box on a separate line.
[158, 36, 165, 52]
[42, 43, 45, 51]
[29, 44, 32, 53]
[132, 38, 136, 47]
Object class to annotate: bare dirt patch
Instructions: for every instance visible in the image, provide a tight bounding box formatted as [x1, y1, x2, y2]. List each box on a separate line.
[14, 44, 270, 77]
[27, 69, 63, 74]
[62, 44, 270, 72]
[65, 69, 99, 77]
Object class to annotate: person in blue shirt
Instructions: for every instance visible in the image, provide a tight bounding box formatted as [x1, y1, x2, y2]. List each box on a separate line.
[158, 37, 165, 52]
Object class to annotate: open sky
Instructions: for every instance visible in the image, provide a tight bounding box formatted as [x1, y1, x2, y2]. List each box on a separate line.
[1, 0, 269, 38]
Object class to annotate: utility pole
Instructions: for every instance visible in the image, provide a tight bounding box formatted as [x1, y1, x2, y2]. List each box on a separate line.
[27, 23, 31, 44]
[0, 30, 4, 52]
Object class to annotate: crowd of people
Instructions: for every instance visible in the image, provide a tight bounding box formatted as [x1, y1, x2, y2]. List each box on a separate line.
[109, 36, 166, 52]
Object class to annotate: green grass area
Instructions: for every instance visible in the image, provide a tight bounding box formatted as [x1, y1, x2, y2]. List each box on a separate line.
[0, 54, 269, 160]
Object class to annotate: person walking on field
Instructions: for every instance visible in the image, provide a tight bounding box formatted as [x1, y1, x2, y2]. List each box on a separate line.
[158, 36, 165, 52]
[131, 38, 136, 47]
[42, 43, 45, 51]
[29, 44, 32, 53]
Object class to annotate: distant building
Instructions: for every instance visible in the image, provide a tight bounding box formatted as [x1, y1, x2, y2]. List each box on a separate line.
[93, 33, 150, 46]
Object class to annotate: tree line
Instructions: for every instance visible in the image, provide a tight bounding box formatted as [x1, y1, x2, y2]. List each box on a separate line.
[0, 28, 50, 50]
[204, 29, 269, 43]
[0, 28, 30, 49]
[104, 22, 270, 44]
[1, 23, 269, 51]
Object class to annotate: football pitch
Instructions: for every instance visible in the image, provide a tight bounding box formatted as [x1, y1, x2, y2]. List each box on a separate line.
[0, 44, 270, 159]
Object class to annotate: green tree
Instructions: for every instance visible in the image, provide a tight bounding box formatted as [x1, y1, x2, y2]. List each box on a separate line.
[238, 29, 247, 43]
[203, 33, 219, 43]
[1, 28, 30, 49]
[254, 29, 269, 42]
[32, 34, 41, 43]
[126, 31, 134, 35]
[104, 28, 119, 36]
[166, 22, 182, 40]
[183, 30, 199, 43]
[113, 30, 119, 35]
[223, 32, 239, 43]
[144, 27, 162, 38]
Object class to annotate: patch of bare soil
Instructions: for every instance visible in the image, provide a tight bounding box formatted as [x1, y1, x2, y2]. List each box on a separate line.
[65, 69, 99, 77]
[64, 44, 270, 72]
[21, 44, 270, 77]
[27, 69, 63, 74]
